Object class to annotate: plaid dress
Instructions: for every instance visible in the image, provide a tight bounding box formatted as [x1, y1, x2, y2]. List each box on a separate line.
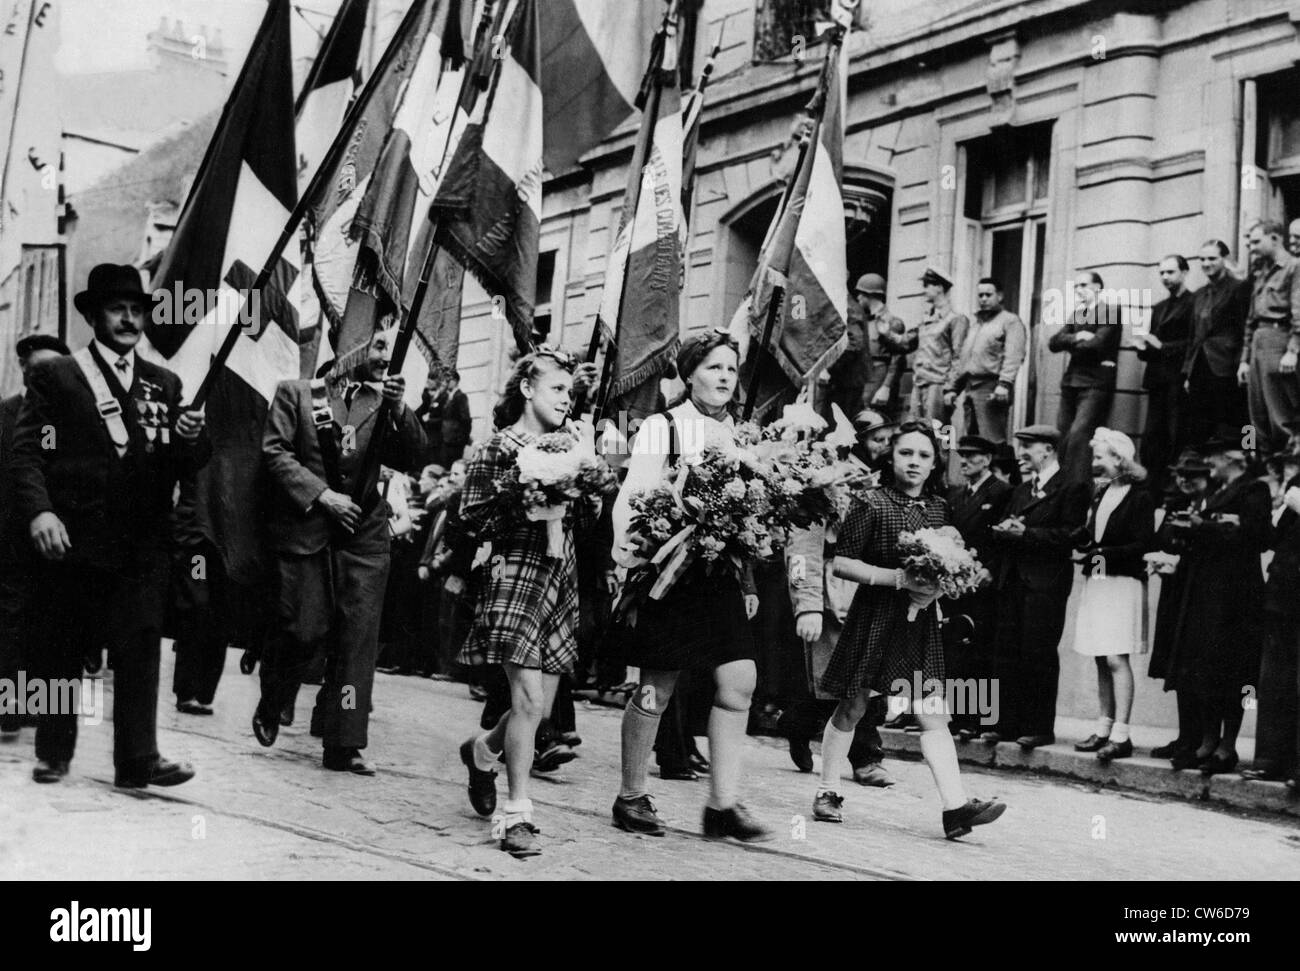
[456, 428, 585, 674]
[818, 485, 950, 700]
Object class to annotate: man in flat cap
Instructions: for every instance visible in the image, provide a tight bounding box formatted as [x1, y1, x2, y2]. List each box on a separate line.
[946, 277, 1026, 444]
[10, 263, 210, 785]
[893, 267, 968, 421]
[0, 333, 70, 735]
[946, 435, 1013, 739]
[986, 424, 1090, 749]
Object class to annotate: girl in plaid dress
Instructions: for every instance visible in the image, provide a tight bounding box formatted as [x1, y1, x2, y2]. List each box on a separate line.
[813, 421, 1007, 840]
[456, 348, 601, 858]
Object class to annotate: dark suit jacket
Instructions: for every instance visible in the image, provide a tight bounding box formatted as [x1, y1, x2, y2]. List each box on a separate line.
[416, 388, 472, 468]
[1048, 301, 1123, 389]
[262, 379, 427, 556]
[10, 352, 211, 573]
[1184, 275, 1250, 379]
[947, 474, 1012, 572]
[1137, 290, 1193, 390]
[992, 468, 1092, 592]
[0, 393, 22, 542]
[1073, 482, 1155, 578]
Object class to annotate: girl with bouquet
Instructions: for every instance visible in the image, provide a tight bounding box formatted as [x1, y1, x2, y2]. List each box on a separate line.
[813, 420, 1007, 839]
[608, 331, 769, 843]
[455, 347, 607, 858]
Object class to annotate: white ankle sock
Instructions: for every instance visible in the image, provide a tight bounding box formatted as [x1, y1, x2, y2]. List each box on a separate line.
[818, 722, 854, 792]
[920, 728, 966, 811]
[1111, 721, 1131, 744]
[1096, 715, 1114, 738]
[473, 732, 502, 771]
[500, 797, 533, 827]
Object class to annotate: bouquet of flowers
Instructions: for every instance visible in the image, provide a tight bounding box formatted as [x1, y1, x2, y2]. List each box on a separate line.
[896, 526, 990, 622]
[497, 429, 617, 556]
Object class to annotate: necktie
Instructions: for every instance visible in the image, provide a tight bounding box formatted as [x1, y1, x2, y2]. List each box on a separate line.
[1030, 474, 1043, 498]
[114, 356, 129, 388]
[344, 381, 361, 410]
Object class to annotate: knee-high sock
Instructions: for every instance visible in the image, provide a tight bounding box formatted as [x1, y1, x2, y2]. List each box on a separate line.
[818, 721, 855, 791]
[920, 728, 966, 811]
[620, 701, 662, 800]
[707, 706, 749, 810]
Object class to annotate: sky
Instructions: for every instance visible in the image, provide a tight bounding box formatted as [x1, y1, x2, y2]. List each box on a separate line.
[56, 0, 347, 77]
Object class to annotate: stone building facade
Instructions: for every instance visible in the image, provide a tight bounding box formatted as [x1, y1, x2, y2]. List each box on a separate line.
[455, 0, 1300, 461]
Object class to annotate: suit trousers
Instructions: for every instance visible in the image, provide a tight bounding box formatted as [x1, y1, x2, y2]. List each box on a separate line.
[1184, 357, 1247, 447]
[1141, 382, 1185, 496]
[1056, 385, 1113, 483]
[32, 557, 167, 770]
[963, 377, 1011, 443]
[1247, 327, 1300, 456]
[911, 381, 949, 423]
[993, 575, 1070, 738]
[170, 540, 230, 706]
[260, 545, 390, 750]
[0, 541, 34, 727]
[1254, 614, 1298, 777]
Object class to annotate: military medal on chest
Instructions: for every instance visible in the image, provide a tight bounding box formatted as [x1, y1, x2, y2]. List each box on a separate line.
[136, 379, 169, 453]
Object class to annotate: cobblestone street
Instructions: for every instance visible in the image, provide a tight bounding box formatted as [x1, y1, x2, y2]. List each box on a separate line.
[2, 649, 1298, 881]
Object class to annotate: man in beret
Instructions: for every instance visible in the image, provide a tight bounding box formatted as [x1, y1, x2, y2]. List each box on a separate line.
[946, 435, 1013, 739]
[10, 263, 210, 785]
[986, 424, 1091, 748]
[0, 334, 71, 734]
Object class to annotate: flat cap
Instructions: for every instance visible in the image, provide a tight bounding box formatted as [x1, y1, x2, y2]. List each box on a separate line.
[1013, 424, 1060, 447]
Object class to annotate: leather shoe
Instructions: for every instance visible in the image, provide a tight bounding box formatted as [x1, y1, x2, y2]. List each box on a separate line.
[943, 797, 1006, 839]
[33, 759, 69, 783]
[501, 821, 541, 858]
[812, 790, 844, 823]
[459, 738, 498, 817]
[658, 764, 699, 781]
[115, 758, 195, 789]
[852, 763, 895, 787]
[702, 803, 773, 843]
[612, 794, 665, 836]
[1016, 734, 1055, 749]
[688, 752, 710, 775]
[239, 650, 258, 675]
[1073, 733, 1109, 752]
[1150, 739, 1192, 759]
[979, 731, 1002, 744]
[532, 741, 577, 773]
[1200, 751, 1239, 776]
[788, 736, 814, 773]
[322, 747, 375, 775]
[176, 699, 213, 716]
[252, 706, 279, 747]
[1096, 739, 1133, 762]
[1171, 750, 1204, 771]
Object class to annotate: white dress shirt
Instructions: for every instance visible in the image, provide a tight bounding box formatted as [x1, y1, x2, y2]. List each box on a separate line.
[610, 399, 735, 567]
[93, 340, 135, 392]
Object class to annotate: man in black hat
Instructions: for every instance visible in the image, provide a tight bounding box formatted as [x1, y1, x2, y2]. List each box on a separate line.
[987, 424, 1090, 748]
[1, 334, 71, 735]
[946, 435, 1013, 739]
[9, 263, 211, 785]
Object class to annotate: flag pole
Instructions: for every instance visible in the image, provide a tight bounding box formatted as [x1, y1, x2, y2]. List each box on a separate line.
[739, 22, 844, 421]
[185, 0, 439, 409]
[580, 2, 679, 424]
[347, 0, 500, 504]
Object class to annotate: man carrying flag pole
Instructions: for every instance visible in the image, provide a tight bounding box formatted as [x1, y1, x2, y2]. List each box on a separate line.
[738, 8, 854, 422]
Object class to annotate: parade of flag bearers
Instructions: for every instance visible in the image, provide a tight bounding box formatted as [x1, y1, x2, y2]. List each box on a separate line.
[3, 0, 1300, 884]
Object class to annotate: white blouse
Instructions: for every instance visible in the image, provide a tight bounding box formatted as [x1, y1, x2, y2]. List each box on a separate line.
[610, 399, 734, 567]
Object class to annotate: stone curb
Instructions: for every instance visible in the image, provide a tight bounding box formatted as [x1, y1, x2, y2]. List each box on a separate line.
[877, 729, 1300, 818]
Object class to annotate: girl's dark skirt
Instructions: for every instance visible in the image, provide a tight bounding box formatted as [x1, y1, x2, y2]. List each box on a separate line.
[614, 563, 754, 673]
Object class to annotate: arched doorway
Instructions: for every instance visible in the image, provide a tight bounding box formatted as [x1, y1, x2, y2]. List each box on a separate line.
[712, 164, 894, 333]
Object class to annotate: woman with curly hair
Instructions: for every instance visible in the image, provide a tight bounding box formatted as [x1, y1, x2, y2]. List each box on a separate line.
[1070, 429, 1154, 762]
[812, 420, 1007, 839]
[455, 347, 601, 858]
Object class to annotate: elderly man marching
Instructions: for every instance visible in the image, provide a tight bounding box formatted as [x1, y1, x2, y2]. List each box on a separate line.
[252, 328, 426, 775]
[10, 264, 211, 786]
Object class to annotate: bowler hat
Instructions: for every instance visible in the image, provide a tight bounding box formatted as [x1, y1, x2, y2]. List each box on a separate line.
[1013, 424, 1060, 448]
[956, 435, 997, 455]
[74, 264, 150, 316]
